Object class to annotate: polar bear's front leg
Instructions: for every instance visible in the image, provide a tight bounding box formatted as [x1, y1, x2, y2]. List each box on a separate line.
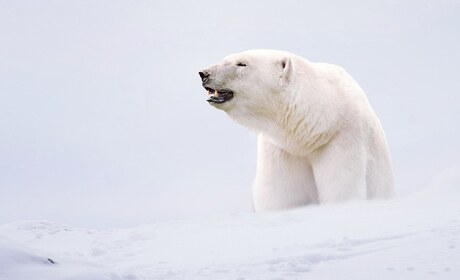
[252, 134, 318, 211]
[311, 131, 367, 203]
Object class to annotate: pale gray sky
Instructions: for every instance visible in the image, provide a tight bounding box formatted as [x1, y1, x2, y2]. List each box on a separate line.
[1, 0, 459, 228]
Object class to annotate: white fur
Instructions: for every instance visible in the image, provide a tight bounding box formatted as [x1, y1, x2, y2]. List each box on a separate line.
[201, 49, 394, 211]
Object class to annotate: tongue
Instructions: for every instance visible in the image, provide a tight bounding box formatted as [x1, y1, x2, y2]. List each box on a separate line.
[207, 93, 226, 103]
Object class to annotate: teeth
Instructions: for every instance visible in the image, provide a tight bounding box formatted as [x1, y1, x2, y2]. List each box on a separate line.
[207, 90, 219, 98]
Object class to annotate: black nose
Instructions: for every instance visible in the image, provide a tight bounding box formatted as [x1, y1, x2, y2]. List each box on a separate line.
[199, 71, 209, 82]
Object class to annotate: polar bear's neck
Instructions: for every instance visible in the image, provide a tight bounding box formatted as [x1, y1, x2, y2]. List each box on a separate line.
[228, 88, 341, 156]
[271, 96, 340, 156]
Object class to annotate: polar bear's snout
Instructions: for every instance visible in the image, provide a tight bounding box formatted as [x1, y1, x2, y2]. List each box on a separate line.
[198, 70, 210, 83]
[199, 67, 235, 105]
[199, 65, 218, 85]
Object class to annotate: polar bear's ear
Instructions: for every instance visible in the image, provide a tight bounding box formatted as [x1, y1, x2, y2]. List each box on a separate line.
[280, 57, 292, 82]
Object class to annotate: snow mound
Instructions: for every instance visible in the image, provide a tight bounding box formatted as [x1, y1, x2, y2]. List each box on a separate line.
[1, 169, 459, 279]
[0, 236, 55, 268]
[0, 228, 123, 280]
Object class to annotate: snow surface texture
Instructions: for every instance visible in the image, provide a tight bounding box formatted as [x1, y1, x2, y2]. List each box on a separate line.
[1, 169, 459, 280]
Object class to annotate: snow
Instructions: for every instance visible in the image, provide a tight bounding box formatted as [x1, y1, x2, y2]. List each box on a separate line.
[1, 169, 459, 279]
[0, 236, 122, 280]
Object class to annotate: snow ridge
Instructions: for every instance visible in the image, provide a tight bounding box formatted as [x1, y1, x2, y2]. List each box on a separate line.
[1, 169, 459, 279]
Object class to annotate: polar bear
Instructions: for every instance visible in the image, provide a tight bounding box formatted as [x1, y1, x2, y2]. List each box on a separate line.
[199, 49, 394, 211]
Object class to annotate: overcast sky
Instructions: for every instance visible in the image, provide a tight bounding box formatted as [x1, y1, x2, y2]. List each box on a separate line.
[1, 0, 459, 228]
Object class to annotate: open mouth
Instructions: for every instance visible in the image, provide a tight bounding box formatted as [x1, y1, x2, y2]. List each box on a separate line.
[205, 87, 234, 104]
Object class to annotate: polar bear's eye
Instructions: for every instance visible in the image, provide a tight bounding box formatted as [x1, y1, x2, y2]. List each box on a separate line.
[236, 62, 247, 67]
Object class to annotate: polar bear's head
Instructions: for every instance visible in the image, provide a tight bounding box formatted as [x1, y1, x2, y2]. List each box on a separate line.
[199, 50, 293, 125]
